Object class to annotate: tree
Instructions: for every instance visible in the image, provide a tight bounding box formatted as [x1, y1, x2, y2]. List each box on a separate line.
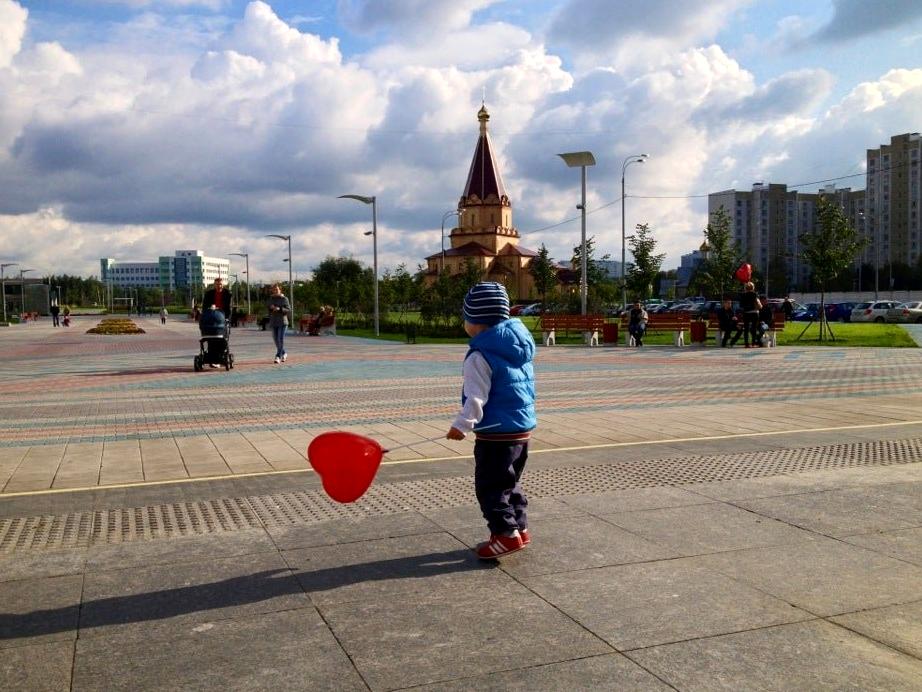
[691, 206, 743, 299]
[799, 195, 867, 341]
[529, 244, 557, 303]
[626, 223, 665, 301]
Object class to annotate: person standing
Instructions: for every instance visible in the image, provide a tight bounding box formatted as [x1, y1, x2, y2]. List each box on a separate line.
[739, 281, 762, 348]
[446, 282, 536, 559]
[782, 296, 794, 322]
[159, 306, 168, 325]
[267, 284, 291, 364]
[49, 302, 60, 327]
[202, 277, 232, 318]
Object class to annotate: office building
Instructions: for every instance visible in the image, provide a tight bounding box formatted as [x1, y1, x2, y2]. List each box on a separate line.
[100, 250, 229, 291]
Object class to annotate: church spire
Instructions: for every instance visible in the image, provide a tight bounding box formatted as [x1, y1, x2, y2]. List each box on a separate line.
[463, 104, 507, 204]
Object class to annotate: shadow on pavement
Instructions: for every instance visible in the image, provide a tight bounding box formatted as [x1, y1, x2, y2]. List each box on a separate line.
[0, 549, 492, 639]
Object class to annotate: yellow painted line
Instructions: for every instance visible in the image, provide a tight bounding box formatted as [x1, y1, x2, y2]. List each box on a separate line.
[2, 418, 921, 498]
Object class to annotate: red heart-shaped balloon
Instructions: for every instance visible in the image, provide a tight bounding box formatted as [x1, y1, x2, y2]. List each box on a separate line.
[307, 431, 384, 503]
[734, 263, 752, 283]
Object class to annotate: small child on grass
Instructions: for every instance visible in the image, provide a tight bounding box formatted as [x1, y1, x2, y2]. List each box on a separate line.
[446, 282, 537, 559]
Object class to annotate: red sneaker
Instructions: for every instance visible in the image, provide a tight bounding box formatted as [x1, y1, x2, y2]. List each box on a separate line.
[520, 528, 530, 546]
[475, 532, 524, 559]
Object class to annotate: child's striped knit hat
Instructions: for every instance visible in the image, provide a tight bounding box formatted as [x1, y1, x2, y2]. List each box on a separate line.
[463, 282, 510, 326]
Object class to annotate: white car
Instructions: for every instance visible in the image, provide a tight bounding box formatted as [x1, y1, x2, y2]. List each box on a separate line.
[885, 301, 922, 324]
[850, 301, 900, 323]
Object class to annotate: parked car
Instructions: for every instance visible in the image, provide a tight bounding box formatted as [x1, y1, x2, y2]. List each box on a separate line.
[793, 303, 821, 321]
[824, 302, 856, 322]
[519, 303, 543, 316]
[850, 301, 900, 323]
[885, 301, 922, 324]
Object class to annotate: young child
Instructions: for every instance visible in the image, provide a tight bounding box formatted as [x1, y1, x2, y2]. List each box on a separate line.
[447, 282, 536, 559]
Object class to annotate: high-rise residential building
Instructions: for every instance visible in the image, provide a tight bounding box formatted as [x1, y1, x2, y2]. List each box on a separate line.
[100, 250, 229, 291]
[866, 133, 922, 281]
[709, 183, 864, 293]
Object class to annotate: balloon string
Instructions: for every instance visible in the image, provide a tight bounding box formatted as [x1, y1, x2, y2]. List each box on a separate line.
[382, 423, 501, 454]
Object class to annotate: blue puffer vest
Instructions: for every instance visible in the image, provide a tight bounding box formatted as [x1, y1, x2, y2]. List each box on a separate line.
[463, 319, 536, 433]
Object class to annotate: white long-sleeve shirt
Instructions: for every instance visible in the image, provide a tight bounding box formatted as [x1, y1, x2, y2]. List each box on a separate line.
[451, 351, 492, 435]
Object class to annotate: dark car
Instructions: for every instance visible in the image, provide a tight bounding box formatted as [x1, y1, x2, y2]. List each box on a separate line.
[793, 302, 820, 321]
[824, 302, 856, 322]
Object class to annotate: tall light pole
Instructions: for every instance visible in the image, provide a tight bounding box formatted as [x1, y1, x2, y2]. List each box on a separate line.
[558, 152, 596, 315]
[18, 268, 34, 315]
[229, 252, 251, 316]
[1, 262, 16, 323]
[339, 194, 379, 336]
[621, 154, 648, 311]
[265, 235, 293, 326]
[440, 209, 460, 274]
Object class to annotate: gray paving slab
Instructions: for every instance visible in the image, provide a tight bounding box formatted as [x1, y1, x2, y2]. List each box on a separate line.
[318, 578, 613, 690]
[841, 526, 922, 567]
[830, 600, 922, 660]
[556, 486, 712, 514]
[284, 532, 504, 606]
[266, 510, 441, 551]
[522, 558, 812, 651]
[451, 516, 676, 578]
[0, 640, 74, 692]
[72, 608, 365, 692]
[78, 551, 311, 644]
[631, 620, 922, 692]
[736, 482, 922, 537]
[0, 574, 82, 649]
[691, 537, 922, 616]
[85, 527, 276, 571]
[0, 548, 87, 583]
[411, 652, 672, 691]
[599, 502, 819, 556]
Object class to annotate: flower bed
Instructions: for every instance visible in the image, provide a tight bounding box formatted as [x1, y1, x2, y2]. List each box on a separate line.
[86, 318, 146, 335]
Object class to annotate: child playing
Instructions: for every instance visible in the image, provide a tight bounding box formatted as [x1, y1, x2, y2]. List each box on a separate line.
[446, 282, 536, 559]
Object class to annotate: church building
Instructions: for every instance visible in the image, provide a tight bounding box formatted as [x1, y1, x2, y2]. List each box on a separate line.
[424, 106, 539, 300]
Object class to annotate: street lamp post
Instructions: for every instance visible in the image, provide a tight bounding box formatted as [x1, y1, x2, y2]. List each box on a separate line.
[18, 268, 34, 315]
[558, 152, 596, 316]
[621, 154, 648, 311]
[228, 252, 251, 316]
[265, 235, 293, 327]
[339, 194, 379, 336]
[440, 210, 459, 274]
[1, 262, 16, 323]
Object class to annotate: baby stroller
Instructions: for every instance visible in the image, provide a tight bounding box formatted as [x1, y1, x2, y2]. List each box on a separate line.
[194, 308, 234, 371]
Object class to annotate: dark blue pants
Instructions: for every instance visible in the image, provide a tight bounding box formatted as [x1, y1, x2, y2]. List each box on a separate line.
[272, 325, 286, 358]
[474, 440, 528, 535]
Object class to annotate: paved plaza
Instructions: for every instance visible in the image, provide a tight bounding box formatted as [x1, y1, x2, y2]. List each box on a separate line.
[1, 316, 922, 690]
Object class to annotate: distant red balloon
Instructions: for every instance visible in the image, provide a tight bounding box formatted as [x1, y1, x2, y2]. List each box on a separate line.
[307, 431, 384, 503]
[735, 263, 752, 283]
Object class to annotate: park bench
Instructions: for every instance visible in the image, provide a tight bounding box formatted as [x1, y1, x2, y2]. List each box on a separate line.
[539, 314, 606, 347]
[707, 312, 785, 347]
[620, 312, 689, 346]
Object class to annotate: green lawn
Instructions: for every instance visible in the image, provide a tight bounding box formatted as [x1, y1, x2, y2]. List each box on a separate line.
[336, 317, 917, 348]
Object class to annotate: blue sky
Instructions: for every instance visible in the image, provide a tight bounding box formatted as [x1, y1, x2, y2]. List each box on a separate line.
[1, 0, 921, 279]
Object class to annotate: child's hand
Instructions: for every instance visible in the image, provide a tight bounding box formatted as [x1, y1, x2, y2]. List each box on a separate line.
[446, 427, 465, 440]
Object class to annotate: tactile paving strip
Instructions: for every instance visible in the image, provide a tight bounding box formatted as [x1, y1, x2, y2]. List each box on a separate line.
[0, 437, 919, 553]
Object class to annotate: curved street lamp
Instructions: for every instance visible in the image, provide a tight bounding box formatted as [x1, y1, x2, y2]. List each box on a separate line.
[558, 151, 596, 315]
[1, 262, 17, 323]
[440, 209, 460, 274]
[621, 154, 648, 309]
[228, 252, 251, 316]
[339, 194, 379, 336]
